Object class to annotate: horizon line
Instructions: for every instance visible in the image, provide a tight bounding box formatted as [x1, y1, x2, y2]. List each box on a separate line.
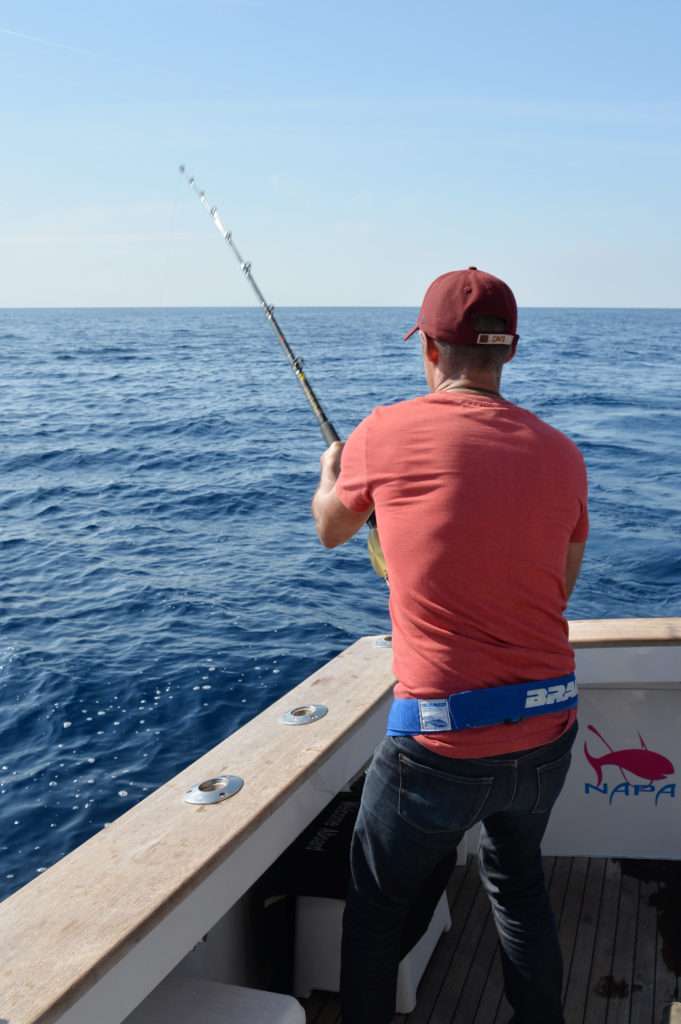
[3, 303, 681, 312]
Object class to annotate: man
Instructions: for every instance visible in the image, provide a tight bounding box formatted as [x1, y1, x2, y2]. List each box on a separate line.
[311, 268, 588, 1024]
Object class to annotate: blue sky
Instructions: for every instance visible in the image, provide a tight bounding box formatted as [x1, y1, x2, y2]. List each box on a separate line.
[1, 0, 680, 307]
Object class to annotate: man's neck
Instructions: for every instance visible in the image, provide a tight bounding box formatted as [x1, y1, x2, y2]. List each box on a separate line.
[433, 370, 502, 396]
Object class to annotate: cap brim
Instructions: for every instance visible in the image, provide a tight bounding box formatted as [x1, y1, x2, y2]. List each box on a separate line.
[403, 325, 419, 341]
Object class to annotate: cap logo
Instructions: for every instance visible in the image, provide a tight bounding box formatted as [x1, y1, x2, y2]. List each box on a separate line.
[476, 333, 514, 346]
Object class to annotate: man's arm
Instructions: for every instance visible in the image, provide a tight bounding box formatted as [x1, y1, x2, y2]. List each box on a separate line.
[312, 442, 373, 548]
[565, 541, 586, 599]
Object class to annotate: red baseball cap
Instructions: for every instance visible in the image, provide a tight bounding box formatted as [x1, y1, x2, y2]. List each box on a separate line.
[404, 267, 518, 346]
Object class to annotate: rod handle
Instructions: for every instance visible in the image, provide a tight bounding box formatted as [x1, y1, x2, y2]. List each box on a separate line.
[320, 420, 341, 446]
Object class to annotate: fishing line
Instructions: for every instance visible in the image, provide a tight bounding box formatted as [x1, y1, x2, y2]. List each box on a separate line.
[178, 165, 386, 579]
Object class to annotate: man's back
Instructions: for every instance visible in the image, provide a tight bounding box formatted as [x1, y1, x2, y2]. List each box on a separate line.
[313, 268, 587, 1024]
[336, 389, 588, 757]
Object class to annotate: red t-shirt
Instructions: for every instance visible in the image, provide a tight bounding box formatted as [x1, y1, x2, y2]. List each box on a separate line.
[335, 390, 588, 758]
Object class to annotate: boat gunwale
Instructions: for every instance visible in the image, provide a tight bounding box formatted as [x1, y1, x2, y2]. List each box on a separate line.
[1, 617, 680, 1024]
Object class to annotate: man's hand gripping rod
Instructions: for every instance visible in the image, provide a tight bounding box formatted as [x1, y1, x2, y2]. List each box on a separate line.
[179, 165, 386, 579]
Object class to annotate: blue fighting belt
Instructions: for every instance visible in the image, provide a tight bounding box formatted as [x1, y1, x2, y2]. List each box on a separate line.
[387, 673, 577, 735]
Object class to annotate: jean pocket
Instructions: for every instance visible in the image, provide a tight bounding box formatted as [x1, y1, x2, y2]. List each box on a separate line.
[532, 749, 572, 814]
[398, 752, 494, 835]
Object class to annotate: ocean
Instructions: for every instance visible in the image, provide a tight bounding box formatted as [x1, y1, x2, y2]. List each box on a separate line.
[2, 306, 680, 899]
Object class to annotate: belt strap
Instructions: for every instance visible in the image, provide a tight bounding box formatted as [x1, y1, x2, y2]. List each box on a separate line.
[387, 673, 577, 735]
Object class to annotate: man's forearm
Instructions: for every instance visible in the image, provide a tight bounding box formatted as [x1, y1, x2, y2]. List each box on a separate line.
[312, 442, 371, 548]
[311, 470, 337, 542]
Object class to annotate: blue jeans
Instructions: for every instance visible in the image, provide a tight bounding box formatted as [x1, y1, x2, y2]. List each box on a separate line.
[340, 721, 577, 1024]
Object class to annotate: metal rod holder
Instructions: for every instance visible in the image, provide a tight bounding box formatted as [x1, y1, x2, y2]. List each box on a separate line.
[184, 775, 244, 805]
[279, 704, 328, 726]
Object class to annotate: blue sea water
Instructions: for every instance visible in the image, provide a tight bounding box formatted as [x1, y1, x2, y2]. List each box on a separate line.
[1, 306, 680, 899]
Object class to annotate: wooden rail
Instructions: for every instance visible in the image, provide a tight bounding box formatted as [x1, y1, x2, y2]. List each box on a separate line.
[570, 618, 681, 647]
[0, 637, 394, 1024]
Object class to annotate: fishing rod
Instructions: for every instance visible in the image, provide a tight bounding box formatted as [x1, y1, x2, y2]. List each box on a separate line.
[179, 165, 386, 579]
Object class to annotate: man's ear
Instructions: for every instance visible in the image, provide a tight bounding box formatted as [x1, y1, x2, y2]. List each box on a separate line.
[423, 333, 440, 365]
[504, 339, 519, 364]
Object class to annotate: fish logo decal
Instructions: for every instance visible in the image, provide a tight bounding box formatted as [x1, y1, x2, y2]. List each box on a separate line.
[584, 725, 675, 785]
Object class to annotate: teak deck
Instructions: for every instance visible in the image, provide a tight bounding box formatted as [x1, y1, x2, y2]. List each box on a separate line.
[303, 855, 681, 1024]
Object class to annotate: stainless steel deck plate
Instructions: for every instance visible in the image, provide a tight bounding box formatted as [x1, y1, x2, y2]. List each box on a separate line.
[184, 775, 244, 804]
[279, 704, 328, 726]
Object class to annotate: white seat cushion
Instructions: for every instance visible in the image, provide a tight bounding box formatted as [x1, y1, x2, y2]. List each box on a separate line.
[124, 975, 305, 1024]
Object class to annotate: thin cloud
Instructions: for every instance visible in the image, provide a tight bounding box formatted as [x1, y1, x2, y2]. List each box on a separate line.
[0, 25, 98, 58]
[0, 24, 173, 75]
